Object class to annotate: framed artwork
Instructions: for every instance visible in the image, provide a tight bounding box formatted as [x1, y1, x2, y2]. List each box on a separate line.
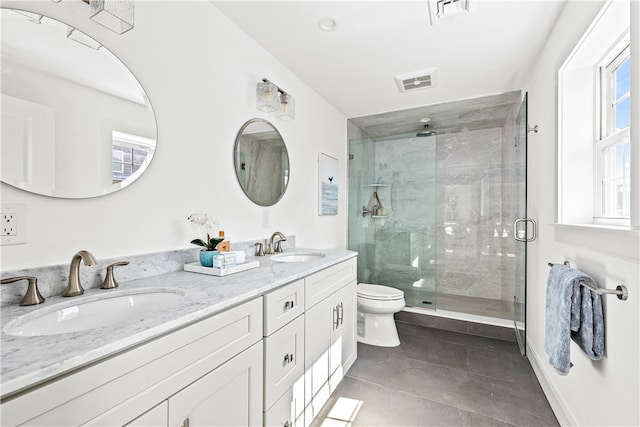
[318, 153, 338, 215]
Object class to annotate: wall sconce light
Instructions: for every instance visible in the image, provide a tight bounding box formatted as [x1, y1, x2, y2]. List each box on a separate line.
[277, 92, 295, 121]
[256, 78, 295, 121]
[66, 26, 102, 49]
[89, 0, 135, 35]
[256, 79, 280, 112]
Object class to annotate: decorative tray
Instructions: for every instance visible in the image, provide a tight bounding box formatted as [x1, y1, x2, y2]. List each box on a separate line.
[184, 260, 260, 277]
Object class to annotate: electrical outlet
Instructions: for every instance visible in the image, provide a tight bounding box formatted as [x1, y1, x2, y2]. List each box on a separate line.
[1, 204, 27, 245]
[2, 213, 17, 236]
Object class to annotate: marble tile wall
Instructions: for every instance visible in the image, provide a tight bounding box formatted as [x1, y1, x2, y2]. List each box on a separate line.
[436, 128, 516, 302]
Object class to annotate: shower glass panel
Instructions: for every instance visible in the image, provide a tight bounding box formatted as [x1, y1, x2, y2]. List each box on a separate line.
[512, 94, 528, 355]
[348, 134, 437, 308]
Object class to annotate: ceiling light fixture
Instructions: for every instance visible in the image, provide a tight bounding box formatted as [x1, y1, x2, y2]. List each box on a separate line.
[317, 17, 336, 32]
[89, 0, 135, 35]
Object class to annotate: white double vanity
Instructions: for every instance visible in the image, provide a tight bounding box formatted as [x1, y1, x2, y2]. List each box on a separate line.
[0, 251, 357, 427]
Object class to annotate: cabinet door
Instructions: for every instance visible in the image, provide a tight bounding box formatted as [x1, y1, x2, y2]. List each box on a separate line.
[168, 342, 263, 427]
[329, 281, 356, 389]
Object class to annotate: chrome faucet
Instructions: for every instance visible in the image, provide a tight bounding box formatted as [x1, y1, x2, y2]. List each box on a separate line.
[63, 250, 97, 297]
[266, 232, 286, 255]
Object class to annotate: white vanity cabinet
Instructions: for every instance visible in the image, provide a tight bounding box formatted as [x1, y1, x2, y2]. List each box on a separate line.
[1, 254, 358, 427]
[1, 298, 263, 427]
[303, 258, 357, 424]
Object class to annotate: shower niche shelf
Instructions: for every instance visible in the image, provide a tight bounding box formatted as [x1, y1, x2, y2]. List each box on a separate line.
[361, 183, 389, 218]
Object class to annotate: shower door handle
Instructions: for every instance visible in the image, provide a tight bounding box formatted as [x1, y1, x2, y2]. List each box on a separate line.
[514, 218, 537, 242]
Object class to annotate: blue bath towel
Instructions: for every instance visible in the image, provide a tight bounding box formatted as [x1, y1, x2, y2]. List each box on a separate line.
[545, 264, 604, 374]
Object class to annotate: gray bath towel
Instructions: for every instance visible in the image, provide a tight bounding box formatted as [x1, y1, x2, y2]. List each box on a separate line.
[545, 264, 604, 374]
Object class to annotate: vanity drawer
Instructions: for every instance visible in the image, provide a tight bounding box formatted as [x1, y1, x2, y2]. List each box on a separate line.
[264, 279, 304, 336]
[305, 258, 356, 309]
[264, 315, 305, 411]
[264, 386, 304, 427]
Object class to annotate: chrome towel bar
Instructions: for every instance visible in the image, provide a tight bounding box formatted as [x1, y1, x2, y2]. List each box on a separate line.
[547, 261, 629, 301]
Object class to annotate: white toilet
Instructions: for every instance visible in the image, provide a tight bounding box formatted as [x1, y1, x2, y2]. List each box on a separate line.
[356, 283, 406, 347]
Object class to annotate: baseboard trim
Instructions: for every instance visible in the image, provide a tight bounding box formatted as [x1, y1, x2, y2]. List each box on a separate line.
[526, 342, 576, 426]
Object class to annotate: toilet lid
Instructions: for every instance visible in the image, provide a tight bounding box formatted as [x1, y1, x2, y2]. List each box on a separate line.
[357, 283, 404, 301]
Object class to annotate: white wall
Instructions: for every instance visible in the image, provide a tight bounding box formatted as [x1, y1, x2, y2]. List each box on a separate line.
[0, 0, 348, 270]
[524, 1, 640, 425]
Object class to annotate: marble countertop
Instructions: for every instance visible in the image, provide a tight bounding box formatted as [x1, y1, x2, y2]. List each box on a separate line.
[0, 248, 357, 398]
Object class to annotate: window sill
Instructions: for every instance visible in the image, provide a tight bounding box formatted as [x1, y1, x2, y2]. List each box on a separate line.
[552, 223, 640, 262]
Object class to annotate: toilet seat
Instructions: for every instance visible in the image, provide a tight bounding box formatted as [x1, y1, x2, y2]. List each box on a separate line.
[357, 283, 404, 301]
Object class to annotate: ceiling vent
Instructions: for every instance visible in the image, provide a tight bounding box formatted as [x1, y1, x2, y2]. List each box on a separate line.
[428, 0, 471, 25]
[394, 68, 438, 93]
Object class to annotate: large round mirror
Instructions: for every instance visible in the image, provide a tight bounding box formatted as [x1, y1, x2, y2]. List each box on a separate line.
[1, 8, 157, 198]
[234, 119, 289, 206]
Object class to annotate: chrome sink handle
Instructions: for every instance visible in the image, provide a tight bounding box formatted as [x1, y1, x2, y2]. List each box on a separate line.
[1, 276, 45, 306]
[63, 250, 97, 297]
[101, 261, 130, 289]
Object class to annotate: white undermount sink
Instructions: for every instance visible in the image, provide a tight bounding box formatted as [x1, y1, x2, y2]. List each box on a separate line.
[271, 253, 326, 263]
[3, 289, 185, 337]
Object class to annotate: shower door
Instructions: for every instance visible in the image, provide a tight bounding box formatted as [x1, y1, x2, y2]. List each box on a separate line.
[512, 93, 529, 355]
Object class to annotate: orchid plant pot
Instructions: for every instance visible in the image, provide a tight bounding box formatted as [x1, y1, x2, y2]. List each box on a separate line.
[199, 250, 218, 267]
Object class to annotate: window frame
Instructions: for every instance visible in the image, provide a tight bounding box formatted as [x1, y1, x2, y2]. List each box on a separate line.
[111, 130, 156, 184]
[595, 44, 631, 225]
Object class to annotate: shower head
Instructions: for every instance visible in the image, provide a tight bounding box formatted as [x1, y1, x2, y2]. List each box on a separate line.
[416, 124, 436, 137]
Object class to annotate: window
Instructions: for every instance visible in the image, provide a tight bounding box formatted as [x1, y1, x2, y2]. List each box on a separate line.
[596, 47, 630, 222]
[558, 0, 632, 228]
[111, 130, 156, 184]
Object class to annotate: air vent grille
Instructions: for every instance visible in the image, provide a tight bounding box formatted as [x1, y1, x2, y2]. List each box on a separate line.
[394, 68, 438, 93]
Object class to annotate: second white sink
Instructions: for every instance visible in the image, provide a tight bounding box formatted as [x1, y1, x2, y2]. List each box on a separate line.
[4, 289, 185, 337]
[272, 253, 326, 263]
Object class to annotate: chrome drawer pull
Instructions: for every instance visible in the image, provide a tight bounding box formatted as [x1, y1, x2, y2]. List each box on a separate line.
[284, 353, 294, 364]
[284, 300, 295, 310]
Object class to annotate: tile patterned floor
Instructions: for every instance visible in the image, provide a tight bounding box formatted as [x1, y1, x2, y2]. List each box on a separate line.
[315, 323, 558, 427]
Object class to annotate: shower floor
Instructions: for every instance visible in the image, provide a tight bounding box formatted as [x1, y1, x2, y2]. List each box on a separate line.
[403, 289, 514, 321]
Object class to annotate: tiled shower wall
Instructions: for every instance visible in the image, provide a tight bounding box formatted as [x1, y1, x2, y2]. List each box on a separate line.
[436, 127, 517, 302]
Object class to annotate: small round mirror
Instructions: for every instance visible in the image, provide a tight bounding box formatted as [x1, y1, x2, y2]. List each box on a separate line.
[234, 119, 289, 206]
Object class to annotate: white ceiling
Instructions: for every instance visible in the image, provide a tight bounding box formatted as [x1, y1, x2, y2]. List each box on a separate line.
[213, 0, 566, 120]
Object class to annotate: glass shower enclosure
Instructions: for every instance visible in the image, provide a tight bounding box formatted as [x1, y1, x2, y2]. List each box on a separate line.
[348, 92, 530, 354]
